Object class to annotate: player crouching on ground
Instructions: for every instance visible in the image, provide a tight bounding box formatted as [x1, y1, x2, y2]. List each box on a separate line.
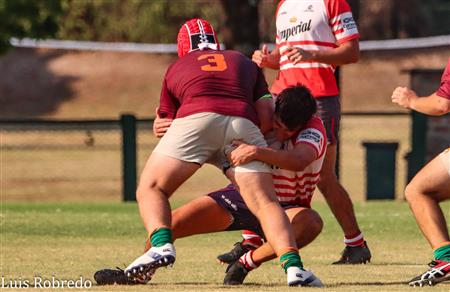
[221, 85, 327, 285]
[95, 85, 326, 287]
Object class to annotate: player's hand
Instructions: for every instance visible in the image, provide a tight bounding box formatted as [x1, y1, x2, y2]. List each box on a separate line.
[228, 140, 258, 166]
[391, 86, 417, 109]
[285, 45, 313, 64]
[153, 108, 173, 138]
[252, 44, 269, 68]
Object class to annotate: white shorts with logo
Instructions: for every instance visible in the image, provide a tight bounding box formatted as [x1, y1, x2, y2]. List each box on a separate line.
[153, 112, 271, 173]
[439, 148, 450, 176]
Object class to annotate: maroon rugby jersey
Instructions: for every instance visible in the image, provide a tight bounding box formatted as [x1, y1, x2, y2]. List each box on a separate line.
[158, 50, 270, 125]
[436, 59, 450, 100]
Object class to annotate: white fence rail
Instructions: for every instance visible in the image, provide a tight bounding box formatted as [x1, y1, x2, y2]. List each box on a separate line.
[10, 34, 450, 53]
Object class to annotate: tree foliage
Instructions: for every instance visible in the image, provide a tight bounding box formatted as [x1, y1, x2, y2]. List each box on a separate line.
[56, 0, 221, 43]
[357, 0, 450, 40]
[1, 0, 449, 56]
[220, 0, 260, 56]
[0, 0, 61, 53]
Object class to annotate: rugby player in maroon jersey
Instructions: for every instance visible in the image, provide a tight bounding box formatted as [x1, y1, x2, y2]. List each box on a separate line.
[392, 59, 450, 287]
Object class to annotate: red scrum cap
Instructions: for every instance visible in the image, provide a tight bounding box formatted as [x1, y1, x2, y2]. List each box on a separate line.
[177, 18, 220, 57]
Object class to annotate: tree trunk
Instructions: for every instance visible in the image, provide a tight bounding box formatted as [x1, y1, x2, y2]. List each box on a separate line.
[220, 0, 260, 57]
[346, 0, 360, 24]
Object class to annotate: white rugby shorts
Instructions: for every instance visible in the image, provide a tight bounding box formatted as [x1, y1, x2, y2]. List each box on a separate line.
[153, 112, 271, 173]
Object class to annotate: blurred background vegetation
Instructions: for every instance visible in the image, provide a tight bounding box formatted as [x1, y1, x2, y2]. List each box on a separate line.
[1, 0, 450, 55]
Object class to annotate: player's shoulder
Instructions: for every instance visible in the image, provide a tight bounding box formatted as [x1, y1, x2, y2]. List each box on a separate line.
[324, 0, 353, 14]
[292, 116, 327, 155]
[293, 116, 326, 144]
[167, 51, 202, 70]
[324, 0, 351, 6]
[304, 116, 326, 133]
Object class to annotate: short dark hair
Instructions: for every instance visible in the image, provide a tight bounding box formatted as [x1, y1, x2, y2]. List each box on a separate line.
[275, 85, 317, 130]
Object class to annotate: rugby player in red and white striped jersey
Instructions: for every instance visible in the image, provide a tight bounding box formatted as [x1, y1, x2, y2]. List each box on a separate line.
[271, 0, 360, 97]
[270, 115, 326, 208]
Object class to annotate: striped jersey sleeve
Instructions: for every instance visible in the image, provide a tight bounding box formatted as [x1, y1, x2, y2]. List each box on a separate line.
[325, 0, 359, 44]
[294, 116, 327, 157]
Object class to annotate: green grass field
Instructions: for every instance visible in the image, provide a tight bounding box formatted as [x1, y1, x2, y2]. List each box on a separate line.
[2, 200, 450, 291]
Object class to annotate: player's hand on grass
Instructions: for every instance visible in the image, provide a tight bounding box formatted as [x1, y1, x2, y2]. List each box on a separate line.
[228, 140, 258, 166]
[153, 107, 173, 138]
[391, 86, 417, 109]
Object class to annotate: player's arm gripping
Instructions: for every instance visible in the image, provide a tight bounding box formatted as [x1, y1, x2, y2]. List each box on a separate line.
[228, 140, 317, 172]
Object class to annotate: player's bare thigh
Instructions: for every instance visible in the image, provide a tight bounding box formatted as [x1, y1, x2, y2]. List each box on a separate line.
[137, 152, 200, 198]
[407, 151, 450, 202]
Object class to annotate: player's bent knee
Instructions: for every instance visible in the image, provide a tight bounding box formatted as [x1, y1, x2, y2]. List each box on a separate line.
[404, 183, 416, 203]
[404, 177, 427, 203]
[291, 210, 323, 237]
[306, 211, 323, 235]
[136, 181, 169, 202]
